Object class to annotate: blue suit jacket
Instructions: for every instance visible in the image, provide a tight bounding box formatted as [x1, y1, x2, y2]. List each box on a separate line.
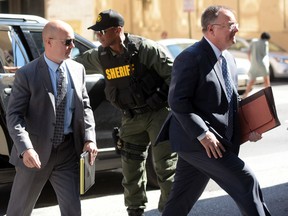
[157, 38, 241, 153]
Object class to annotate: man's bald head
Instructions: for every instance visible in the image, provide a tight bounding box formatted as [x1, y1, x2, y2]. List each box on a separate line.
[42, 20, 75, 64]
[42, 20, 74, 41]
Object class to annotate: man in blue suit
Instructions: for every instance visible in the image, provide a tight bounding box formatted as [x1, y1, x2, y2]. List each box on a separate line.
[158, 5, 271, 216]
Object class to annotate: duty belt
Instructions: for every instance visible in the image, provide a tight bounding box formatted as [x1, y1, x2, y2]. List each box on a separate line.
[123, 105, 152, 117]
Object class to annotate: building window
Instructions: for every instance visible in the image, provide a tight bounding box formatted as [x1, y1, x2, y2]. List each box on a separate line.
[2, 0, 44, 17]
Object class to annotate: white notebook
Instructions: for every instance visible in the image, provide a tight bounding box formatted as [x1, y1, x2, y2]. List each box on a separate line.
[80, 151, 95, 195]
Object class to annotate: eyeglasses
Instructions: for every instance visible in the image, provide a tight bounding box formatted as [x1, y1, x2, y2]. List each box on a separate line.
[95, 27, 115, 36]
[212, 22, 239, 31]
[49, 38, 75, 46]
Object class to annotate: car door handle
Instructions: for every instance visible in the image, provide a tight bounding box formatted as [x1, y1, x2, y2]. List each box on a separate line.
[4, 88, 11, 95]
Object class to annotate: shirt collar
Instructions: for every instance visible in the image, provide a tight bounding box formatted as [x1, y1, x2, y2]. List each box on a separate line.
[204, 36, 222, 60]
[44, 53, 64, 73]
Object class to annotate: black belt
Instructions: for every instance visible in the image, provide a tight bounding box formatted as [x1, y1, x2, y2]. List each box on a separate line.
[130, 106, 152, 114]
[63, 133, 73, 141]
[52, 133, 73, 151]
[123, 105, 152, 118]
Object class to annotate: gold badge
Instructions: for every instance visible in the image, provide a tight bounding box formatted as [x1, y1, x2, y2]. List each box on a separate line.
[96, 14, 102, 23]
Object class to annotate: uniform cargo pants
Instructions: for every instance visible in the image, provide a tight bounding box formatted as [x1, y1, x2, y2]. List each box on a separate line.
[119, 107, 177, 212]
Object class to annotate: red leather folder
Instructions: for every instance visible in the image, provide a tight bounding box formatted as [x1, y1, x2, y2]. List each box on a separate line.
[238, 86, 280, 144]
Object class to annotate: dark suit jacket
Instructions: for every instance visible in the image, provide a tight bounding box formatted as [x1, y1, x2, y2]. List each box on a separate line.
[158, 38, 241, 153]
[7, 55, 96, 170]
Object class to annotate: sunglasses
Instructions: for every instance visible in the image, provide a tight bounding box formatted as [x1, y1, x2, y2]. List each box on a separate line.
[50, 38, 75, 46]
[95, 27, 115, 36]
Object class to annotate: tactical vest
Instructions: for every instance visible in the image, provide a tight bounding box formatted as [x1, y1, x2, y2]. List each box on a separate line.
[98, 35, 168, 114]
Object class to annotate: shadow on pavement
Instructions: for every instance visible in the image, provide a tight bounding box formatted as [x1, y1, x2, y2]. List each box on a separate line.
[1, 172, 287, 216]
[145, 182, 288, 216]
[35, 170, 124, 208]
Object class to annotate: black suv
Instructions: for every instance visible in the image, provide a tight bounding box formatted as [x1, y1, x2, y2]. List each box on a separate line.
[0, 14, 158, 187]
[0, 13, 121, 181]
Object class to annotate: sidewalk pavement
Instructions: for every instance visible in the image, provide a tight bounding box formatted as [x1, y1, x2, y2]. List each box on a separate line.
[32, 150, 288, 216]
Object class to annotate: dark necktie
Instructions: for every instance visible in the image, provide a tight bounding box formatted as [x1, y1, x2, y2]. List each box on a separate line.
[52, 67, 67, 147]
[221, 55, 233, 101]
[221, 55, 234, 140]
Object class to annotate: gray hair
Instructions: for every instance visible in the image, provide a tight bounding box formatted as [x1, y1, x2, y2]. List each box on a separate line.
[201, 5, 234, 33]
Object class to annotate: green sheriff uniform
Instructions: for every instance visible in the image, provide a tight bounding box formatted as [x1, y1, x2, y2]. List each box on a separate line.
[75, 33, 177, 212]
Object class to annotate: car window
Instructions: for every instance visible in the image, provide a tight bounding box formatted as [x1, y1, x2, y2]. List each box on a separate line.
[1, 25, 96, 71]
[0, 28, 29, 70]
[12, 36, 28, 67]
[72, 37, 97, 58]
[0, 30, 15, 68]
[166, 43, 191, 59]
[21, 31, 94, 59]
[23, 30, 44, 58]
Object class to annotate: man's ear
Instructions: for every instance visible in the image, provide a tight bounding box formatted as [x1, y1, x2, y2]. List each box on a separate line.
[115, 26, 122, 34]
[207, 24, 214, 33]
[46, 38, 52, 47]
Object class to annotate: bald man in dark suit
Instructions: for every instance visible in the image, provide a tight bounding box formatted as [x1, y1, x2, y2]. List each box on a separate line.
[6, 20, 98, 216]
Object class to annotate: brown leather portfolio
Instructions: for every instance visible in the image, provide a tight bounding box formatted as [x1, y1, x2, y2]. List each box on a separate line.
[238, 86, 280, 144]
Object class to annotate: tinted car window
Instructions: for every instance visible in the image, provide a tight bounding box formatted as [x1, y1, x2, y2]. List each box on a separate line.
[22, 30, 93, 59]
[23, 31, 43, 58]
[73, 40, 91, 57]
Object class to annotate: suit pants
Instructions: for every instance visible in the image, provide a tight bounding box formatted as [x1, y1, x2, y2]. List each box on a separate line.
[162, 150, 271, 216]
[6, 135, 81, 216]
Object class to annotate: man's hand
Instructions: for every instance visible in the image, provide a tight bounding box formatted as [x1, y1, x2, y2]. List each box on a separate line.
[23, 149, 41, 169]
[248, 131, 262, 142]
[83, 141, 98, 165]
[200, 131, 226, 159]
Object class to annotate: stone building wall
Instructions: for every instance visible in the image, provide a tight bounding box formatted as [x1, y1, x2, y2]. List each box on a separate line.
[45, 0, 288, 50]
